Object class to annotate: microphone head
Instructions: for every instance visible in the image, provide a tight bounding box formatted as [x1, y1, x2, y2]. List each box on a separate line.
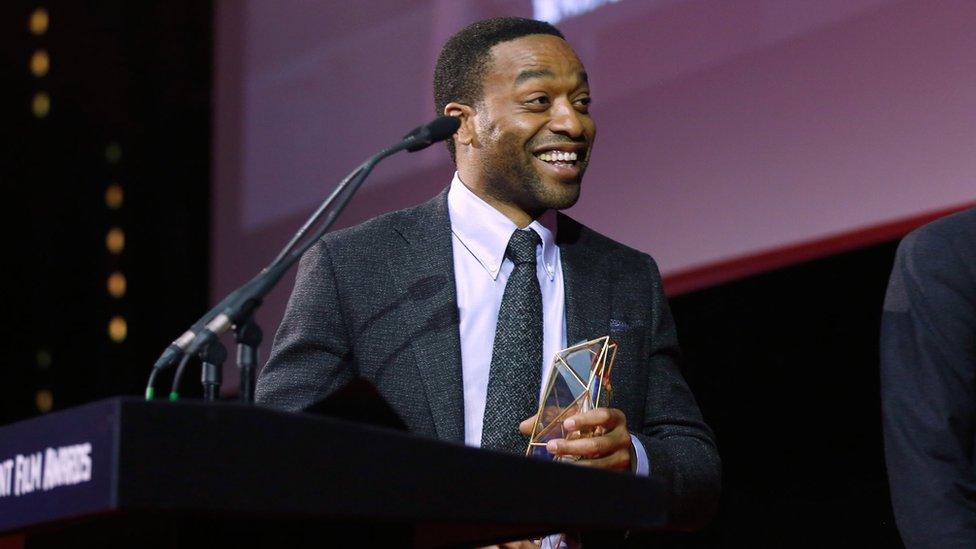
[404, 116, 461, 152]
[424, 115, 461, 142]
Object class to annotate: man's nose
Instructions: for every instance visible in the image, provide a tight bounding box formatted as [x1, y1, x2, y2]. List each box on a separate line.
[548, 99, 585, 138]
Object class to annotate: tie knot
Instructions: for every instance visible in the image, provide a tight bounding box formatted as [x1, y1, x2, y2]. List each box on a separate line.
[506, 228, 541, 265]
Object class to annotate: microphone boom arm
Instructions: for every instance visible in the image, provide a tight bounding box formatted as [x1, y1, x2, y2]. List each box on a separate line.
[153, 116, 460, 400]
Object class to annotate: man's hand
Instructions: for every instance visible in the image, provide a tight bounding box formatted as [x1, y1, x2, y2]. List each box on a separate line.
[520, 408, 634, 472]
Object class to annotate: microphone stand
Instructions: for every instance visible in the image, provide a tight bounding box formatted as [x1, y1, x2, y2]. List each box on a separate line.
[234, 318, 262, 403]
[200, 341, 227, 402]
[154, 161, 365, 401]
[158, 116, 460, 402]
[167, 159, 372, 401]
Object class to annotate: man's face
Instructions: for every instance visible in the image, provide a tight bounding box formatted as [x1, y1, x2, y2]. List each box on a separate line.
[465, 34, 596, 216]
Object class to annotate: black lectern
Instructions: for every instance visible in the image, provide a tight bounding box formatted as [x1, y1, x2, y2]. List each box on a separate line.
[0, 398, 667, 547]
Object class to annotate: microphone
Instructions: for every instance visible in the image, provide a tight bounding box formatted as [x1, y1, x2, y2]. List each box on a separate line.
[151, 286, 245, 371]
[403, 116, 460, 152]
[181, 264, 285, 360]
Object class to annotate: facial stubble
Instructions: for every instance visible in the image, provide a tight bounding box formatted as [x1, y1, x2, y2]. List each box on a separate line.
[477, 120, 587, 220]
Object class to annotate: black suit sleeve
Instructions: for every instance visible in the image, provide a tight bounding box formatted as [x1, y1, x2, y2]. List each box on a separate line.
[255, 239, 356, 411]
[881, 222, 976, 548]
[632, 254, 722, 531]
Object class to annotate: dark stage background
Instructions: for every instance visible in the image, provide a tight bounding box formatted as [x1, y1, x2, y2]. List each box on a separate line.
[1, 2, 212, 420]
[665, 241, 904, 546]
[4, 1, 972, 546]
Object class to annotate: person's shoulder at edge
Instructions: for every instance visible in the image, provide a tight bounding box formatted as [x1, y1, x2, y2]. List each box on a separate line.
[887, 207, 976, 313]
[898, 206, 976, 262]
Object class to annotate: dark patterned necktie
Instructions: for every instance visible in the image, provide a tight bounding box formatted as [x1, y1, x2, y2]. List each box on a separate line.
[481, 228, 543, 453]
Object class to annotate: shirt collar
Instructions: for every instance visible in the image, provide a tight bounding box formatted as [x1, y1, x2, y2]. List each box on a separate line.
[448, 172, 557, 281]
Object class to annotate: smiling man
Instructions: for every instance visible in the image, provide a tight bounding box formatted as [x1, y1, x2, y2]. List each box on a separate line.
[256, 17, 720, 532]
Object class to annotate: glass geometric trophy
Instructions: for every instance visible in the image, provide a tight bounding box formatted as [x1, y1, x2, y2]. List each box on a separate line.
[526, 336, 618, 461]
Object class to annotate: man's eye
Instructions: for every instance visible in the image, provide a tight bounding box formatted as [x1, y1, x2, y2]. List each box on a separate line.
[527, 96, 550, 106]
[576, 97, 592, 107]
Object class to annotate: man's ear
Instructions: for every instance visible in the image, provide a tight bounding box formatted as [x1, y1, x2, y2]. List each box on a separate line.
[443, 102, 477, 149]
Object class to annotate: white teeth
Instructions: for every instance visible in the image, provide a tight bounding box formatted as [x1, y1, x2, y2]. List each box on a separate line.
[536, 151, 580, 163]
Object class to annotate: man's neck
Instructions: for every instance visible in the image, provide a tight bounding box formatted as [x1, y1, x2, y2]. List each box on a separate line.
[456, 172, 543, 229]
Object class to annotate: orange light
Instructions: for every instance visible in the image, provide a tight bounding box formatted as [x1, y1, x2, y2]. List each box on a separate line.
[32, 91, 50, 118]
[107, 271, 126, 298]
[108, 316, 127, 343]
[106, 227, 125, 254]
[105, 184, 123, 209]
[29, 8, 49, 35]
[36, 389, 53, 413]
[30, 50, 50, 77]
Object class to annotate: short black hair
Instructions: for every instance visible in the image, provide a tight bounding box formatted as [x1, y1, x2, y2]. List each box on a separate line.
[433, 17, 564, 162]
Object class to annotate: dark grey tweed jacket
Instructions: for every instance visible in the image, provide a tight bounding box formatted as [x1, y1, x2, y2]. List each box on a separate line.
[256, 189, 721, 528]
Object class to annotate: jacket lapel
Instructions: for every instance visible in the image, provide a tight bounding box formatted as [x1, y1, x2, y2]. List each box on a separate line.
[388, 190, 466, 443]
[558, 214, 613, 346]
